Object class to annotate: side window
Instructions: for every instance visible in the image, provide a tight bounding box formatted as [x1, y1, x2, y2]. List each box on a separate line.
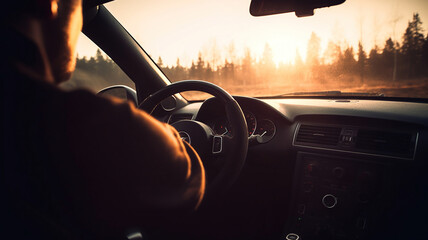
[60, 34, 135, 92]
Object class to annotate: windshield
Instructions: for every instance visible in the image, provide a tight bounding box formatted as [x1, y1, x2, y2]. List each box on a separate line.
[63, 35, 135, 92]
[76, 0, 428, 100]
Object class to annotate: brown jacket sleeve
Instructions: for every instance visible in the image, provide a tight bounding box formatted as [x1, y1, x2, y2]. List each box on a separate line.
[48, 89, 205, 234]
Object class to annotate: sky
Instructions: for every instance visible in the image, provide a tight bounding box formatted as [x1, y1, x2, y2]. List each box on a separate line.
[76, 0, 428, 67]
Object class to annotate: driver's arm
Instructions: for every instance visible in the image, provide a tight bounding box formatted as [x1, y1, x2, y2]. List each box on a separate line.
[49, 88, 205, 232]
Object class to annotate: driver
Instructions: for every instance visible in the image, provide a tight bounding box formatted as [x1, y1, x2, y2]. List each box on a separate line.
[1, 0, 205, 239]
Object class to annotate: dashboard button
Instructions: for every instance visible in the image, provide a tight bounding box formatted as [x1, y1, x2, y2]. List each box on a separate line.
[212, 136, 223, 154]
[322, 194, 338, 208]
[285, 233, 300, 240]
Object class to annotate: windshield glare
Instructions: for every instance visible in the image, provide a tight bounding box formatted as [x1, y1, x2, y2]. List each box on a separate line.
[74, 0, 428, 100]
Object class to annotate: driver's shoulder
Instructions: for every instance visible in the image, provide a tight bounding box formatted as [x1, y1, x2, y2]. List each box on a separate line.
[62, 87, 133, 114]
[60, 87, 177, 148]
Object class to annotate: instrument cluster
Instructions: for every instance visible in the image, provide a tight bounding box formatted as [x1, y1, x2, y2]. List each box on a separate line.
[211, 110, 276, 143]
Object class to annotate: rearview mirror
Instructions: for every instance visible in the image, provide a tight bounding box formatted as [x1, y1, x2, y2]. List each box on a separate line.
[98, 85, 138, 106]
[250, 0, 346, 17]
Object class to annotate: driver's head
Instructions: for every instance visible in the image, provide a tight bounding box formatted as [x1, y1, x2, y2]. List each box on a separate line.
[3, 0, 83, 83]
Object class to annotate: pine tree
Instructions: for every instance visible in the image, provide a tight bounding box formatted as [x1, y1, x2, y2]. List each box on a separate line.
[261, 43, 274, 67]
[94, 49, 106, 75]
[294, 49, 305, 80]
[401, 13, 425, 78]
[294, 49, 304, 67]
[196, 52, 205, 80]
[341, 46, 356, 73]
[306, 32, 321, 67]
[422, 34, 428, 74]
[260, 43, 275, 84]
[76, 56, 88, 70]
[173, 58, 186, 81]
[95, 49, 104, 63]
[157, 56, 164, 68]
[189, 61, 197, 79]
[241, 48, 253, 85]
[368, 46, 381, 77]
[357, 42, 366, 82]
[323, 41, 341, 65]
[381, 38, 396, 79]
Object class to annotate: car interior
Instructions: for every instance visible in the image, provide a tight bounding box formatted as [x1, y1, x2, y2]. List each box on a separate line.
[75, 0, 428, 239]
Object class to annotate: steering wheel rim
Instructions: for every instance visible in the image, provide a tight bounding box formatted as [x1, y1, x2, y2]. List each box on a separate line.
[139, 80, 248, 197]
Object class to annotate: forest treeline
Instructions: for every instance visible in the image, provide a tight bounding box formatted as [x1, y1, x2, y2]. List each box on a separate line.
[68, 13, 428, 97]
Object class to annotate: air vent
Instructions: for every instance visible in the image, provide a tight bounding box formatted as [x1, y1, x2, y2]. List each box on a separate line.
[168, 114, 193, 124]
[294, 123, 418, 160]
[356, 130, 416, 158]
[296, 124, 341, 146]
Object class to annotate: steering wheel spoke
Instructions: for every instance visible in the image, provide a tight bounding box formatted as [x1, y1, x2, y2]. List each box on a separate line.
[140, 80, 248, 196]
[212, 135, 223, 154]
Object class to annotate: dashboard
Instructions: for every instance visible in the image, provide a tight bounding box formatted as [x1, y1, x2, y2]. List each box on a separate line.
[192, 98, 279, 144]
[159, 96, 428, 240]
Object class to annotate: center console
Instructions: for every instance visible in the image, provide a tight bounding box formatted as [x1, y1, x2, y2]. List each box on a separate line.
[284, 152, 395, 240]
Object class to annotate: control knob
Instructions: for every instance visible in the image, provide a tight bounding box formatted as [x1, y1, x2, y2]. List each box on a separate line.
[322, 194, 338, 208]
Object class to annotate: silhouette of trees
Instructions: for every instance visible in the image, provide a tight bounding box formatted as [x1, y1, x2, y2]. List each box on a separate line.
[340, 46, 357, 74]
[70, 13, 428, 98]
[423, 34, 428, 74]
[259, 43, 275, 85]
[380, 38, 396, 80]
[367, 45, 381, 78]
[357, 42, 367, 82]
[172, 58, 187, 81]
[63, 49, 134, 91]
[306, 32, 321, 67]
[241, 47, 254, 86]
[157, 57, 164, 68]
[401, 13, 425, 78]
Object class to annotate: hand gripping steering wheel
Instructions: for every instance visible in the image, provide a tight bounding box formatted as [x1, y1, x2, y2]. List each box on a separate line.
[139, 80, 248, 197]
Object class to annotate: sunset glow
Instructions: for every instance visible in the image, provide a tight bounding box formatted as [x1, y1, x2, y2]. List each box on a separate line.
[69, 0, 428, 99]
[77, 0, 428, 67]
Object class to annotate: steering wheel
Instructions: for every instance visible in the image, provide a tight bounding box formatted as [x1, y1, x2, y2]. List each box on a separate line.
[139, 80, 248, 197]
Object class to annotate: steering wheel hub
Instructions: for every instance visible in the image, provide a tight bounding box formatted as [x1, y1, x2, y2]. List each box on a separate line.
[172, 120, 214, 157]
